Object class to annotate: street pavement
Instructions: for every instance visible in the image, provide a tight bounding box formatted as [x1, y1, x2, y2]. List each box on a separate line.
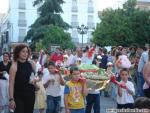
[61, 95, 117, 113]
[100, 96, 117, 113]
[34, 95, 117, 113]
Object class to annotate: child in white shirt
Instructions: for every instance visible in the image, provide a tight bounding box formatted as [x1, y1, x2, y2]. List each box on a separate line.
[117, 68, 135, 109]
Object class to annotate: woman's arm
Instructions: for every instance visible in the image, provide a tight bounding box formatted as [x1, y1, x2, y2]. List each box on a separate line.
[9, 62, 17, 109]
[143, 63, 150, 86]
[9, 62, 17, 100]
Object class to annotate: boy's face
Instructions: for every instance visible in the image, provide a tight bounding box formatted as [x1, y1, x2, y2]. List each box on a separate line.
[72, 70, 80, 81]
[120, 71, 128, 82]
[48, 65, 55, 73]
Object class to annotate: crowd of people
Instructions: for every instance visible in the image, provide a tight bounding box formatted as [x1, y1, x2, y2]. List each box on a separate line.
[0, 44, 150, 113]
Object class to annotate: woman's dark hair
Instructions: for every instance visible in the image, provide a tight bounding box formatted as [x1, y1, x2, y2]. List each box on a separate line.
[134, 97, 150, 109]
[3, 52, 10, 58]
[48, 61, 55, 67]
[70, 66, 79, 75]
[13, 44, 31, 61]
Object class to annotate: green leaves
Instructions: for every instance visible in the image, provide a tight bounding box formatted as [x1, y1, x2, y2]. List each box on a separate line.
[35, 25, 75, 51]
[93, 0, 150, 47]
[25, 0, 72, 51]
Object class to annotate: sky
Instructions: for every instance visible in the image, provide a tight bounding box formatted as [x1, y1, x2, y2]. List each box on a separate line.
[0, 0, 126, 13]
[0, 0, 9, 13]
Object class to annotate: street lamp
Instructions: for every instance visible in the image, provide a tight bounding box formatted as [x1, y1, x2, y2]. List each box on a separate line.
[77, 24, 88, 48]
[27, 39, 32, 46]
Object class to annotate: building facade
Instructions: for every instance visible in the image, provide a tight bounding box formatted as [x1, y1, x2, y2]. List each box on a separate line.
[0, 0, 99, 51]
[61, 0, 99, 45]
[0, 0, 38, 51]
[136, 0, 150, 10]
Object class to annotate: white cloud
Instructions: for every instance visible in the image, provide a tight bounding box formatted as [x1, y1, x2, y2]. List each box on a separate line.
[0, 0, 9, 13]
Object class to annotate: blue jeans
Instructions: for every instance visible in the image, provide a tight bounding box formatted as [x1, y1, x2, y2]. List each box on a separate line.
[70, 108, 85, 113]
[85, 93, 100, 113]
[46, 95, 61, 113]
[137, 72, 145, 96]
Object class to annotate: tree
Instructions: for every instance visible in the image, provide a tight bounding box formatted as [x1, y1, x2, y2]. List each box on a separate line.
[25, 0, 71, 50]
[93, 0, 150, 46]
[35, 25, 75, 51]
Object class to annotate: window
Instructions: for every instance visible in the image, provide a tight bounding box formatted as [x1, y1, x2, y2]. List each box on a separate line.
[18, 12, 26, 27]
[19, 0, 26, 9]
[19, 29, 26, 42]
[72, 29, 79, 43]
[87, 32, 92, 43]
[88, 15, 93, 22]
[71, 15, 78, 27]
[87, 15, 94, 28]
[19, 12, 25, 20]
[88, 0, 94, 13]
[72, 0, 78, 12]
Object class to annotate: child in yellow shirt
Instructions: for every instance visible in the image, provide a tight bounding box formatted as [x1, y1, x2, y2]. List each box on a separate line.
[64, 66, 88, 113]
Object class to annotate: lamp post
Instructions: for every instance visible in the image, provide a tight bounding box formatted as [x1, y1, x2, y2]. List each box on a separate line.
[27, 39, 32, 46]
[77, 24, 88, 48]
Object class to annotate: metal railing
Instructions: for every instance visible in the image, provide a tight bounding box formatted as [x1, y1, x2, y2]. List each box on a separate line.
[18, 20, 27, 27]
[18, 3, 26, 9]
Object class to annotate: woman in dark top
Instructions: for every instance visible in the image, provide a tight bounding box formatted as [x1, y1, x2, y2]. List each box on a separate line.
[9, 44, 36, 113]
[0, 52, 11, 80]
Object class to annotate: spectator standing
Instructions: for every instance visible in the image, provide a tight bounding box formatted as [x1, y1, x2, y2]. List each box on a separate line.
[39, 50, 48, 67]
[137, 46, 148, 96]
[50, 48, 64, 63]
[143, 49, 150, 98]
[9, 44, 36, 113]
[0, 52, 11, 113]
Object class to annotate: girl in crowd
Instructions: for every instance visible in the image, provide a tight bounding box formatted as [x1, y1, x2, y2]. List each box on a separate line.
[9, 44, 36, 113]
[117, 68, 135, 109]
[34, 71, 46, 113]
[32, 54, 46, 113]
[43, 61, 65, 113]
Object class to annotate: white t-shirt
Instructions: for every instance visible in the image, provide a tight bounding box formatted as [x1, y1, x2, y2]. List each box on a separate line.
[43, 72, 61, 97]
[67, 54, 74, 66]
[35, 62, 41, 73]
[117, 81, 135, 104]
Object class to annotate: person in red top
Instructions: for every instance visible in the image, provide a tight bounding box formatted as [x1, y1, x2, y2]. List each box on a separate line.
[50, 48, 64, 63]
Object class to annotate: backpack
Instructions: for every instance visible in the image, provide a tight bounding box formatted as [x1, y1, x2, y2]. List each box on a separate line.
[119, 55, 131, 69]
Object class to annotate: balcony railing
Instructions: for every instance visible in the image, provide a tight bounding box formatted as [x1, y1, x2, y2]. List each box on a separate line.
[72, 38, 79, 43]
[18, 36, 25, 42]
[19, 3, 26, 9]
[88, 7, 94, 13]
[71, 22, 79, 28]
[72, 6, 78, 12]
[87, 22, 95, 29]
[18, 20, 27, 27]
